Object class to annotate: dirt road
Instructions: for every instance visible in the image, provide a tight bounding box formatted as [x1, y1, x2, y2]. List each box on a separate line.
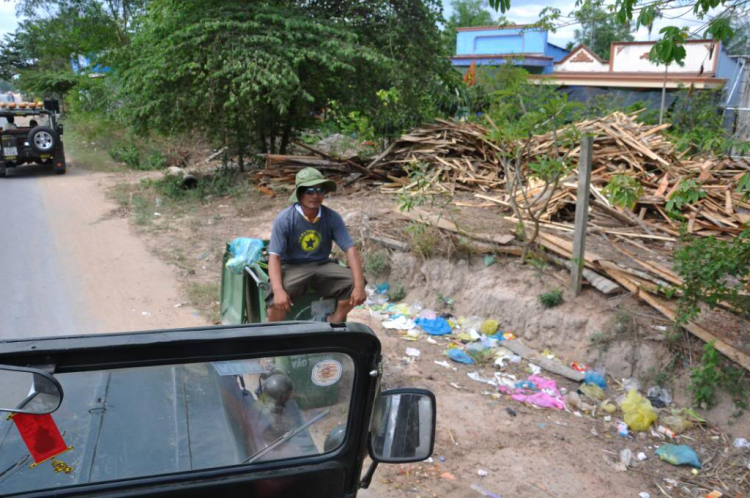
[0, 165, 206, 339]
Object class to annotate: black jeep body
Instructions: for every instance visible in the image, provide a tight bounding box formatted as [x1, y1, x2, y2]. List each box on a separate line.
[0, 101, 66, 178]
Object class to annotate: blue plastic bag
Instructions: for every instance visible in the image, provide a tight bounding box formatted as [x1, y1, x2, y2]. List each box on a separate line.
[226, 238, 264, 274]
[584, 371, 607, 390]
[655, 444, 701, 469]
[415, 317, 452, 336]
[446, 349, 474, 364]
[375, 282, 390, 295]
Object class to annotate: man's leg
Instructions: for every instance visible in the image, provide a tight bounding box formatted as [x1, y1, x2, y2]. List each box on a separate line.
[313, 262, 360, 323]
[265, 263, 314, 322]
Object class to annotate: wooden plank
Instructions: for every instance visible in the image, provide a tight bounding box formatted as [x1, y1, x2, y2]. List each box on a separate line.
[603, 267, 750, 372]
[502, 339, 585, 382]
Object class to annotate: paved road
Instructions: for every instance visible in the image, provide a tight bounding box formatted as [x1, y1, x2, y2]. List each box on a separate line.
[0, 165, 89, 339]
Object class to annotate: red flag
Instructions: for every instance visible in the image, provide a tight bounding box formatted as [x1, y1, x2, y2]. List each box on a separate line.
[12, 413, 69, 464]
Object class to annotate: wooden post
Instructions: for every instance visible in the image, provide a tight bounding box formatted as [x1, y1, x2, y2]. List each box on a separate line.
[571, 134, 594, 296]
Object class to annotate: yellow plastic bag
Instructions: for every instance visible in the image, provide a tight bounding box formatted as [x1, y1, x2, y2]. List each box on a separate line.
[621, 390, 657, 432]
[480, 319, 499, 335]
[661, 414, 693, 434]
[579, 383, 605, 402]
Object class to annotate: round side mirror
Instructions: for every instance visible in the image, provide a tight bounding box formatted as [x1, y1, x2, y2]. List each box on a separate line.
[368, 388, 436, 463]
[0, 365, 63, 415]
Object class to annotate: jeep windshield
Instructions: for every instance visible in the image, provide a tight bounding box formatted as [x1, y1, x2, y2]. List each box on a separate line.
[0, 352, 355, 495]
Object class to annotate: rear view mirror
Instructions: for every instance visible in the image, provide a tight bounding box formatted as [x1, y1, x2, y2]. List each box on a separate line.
[369, 388, 436, 463]
[0, 365, 63, 415]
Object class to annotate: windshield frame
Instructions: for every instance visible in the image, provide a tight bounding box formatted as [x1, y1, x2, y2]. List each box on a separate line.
[0, 322, 381, 497]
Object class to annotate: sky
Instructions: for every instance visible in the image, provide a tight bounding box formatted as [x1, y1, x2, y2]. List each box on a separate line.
[0, 0, 718, 46]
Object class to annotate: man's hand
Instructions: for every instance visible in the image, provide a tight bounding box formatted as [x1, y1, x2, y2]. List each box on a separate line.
[274, 289, 293, 312]
[349, 286, 366, 307]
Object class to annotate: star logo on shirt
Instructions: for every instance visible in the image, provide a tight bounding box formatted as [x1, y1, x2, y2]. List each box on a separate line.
[299, 230, 321, 253]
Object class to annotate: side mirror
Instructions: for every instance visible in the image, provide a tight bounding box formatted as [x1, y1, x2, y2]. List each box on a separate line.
[369, 388, 436, 463]
[0, 365, 63, 415]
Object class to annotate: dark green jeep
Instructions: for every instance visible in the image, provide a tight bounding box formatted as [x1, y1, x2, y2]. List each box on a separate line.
[0, 100, 66, 178]
[0, 322, 436, 497]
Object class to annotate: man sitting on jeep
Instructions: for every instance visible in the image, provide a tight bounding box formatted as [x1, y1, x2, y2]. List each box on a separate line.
[266, 168, 366, 323]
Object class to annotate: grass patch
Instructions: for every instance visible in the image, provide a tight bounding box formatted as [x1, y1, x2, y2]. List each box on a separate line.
[65, 122, 128, 173]
[387, 282, 406, 302]
[143, 172, 245, 202]
[364, 250, 389, 278]
[538, 288, 563, 308]
[405, 222, 440, 259]
[187, 282, 221, 324]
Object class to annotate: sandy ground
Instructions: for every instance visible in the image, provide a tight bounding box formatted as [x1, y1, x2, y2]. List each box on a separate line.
[37, 166, 207, 333]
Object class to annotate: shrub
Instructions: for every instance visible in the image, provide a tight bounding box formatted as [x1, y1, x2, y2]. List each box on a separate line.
[364, 250, 389, 278]
[538, 289, 563, 308]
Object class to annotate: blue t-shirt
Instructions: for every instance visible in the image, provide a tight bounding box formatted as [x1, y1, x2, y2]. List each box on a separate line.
[268, 204, 354, 264]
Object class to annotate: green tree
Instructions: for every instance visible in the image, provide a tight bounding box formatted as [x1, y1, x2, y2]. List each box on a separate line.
[443, 0, 506, 54]
[117, 0, 386, 166]
[572, 0, 634, 60]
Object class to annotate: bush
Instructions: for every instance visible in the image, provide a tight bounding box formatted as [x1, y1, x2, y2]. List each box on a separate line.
[144, 171, 242, 201]
[108, 141, 141, 169]
[387, 282, 406, 302]
[144, 152, 167, 170]
[538, 289, 563, 309]
[364, 250, 389, 278]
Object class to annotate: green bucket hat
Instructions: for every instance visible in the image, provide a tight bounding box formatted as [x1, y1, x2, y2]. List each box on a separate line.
[289, 167, 337, 202]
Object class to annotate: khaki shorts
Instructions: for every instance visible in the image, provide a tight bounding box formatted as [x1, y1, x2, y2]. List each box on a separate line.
[265, 261, 355, 308]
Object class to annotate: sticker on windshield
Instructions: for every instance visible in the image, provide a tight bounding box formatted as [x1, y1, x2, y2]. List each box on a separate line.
[311, 360, 342, 387]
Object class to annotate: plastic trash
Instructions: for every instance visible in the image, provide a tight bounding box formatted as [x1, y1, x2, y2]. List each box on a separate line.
[617, 422, 629, 437]
[660, 414, 693, 434]
[638, 493, 650, 498]
[515, 380, 537, 390]
[480, 319, 499, 335]
[382, 316, 417, 330]
[409, 302, 423, 315]
[637, 452, 647, 461]
[467, 372, 495, 385]
[600, 401, 617, 414]
[511, 375, 565, 410]
[446, 349, 474, 364]
[415, 317, 452, 336]
[226, 237, 264, 274]
[477, 469, 488, 477]
[483, 255, 497, 266]
[646, 386, 672, 408]
[657, 425, 676, 439]
[584, 369, 607, 390]
[463, 316, 484, 334]
[405, 347, 421, 358]
[621, 390, 657, 432]
[622, 378, 641, 392]
[733, 438, 750, 449]
[375, 282, 390, 294]
[434, 360, 453, 369]
[579, 383, 605, 402]
[470, 483, 501, 498]
[620, 449, 633, 468]
[655, 444, 702, 469]
[564, 392, 582, 410]
[418, 309, 437, 320]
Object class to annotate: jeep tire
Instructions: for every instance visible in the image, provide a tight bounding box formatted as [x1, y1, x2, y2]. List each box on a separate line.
[0, 161, 6, 178]
[28, 126, 58, 154]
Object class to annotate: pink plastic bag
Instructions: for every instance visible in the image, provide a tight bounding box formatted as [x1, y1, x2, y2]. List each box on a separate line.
[510, 375, 565, 410]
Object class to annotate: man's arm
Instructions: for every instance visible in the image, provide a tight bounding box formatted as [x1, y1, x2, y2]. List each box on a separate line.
[269, 254, 292, 311]
[346, 247, 366, 306]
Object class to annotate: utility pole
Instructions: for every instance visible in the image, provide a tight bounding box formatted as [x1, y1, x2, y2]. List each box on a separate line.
[571, 135, 594, 296]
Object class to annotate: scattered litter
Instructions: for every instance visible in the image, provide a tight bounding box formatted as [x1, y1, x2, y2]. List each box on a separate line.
[591, 427, 598, 437]
[505, 407, 517, 417]
[638, 493, 650, 498]
[617, 422, 629, 437]
[483, 255, 497, 267]
[584, 369, 607, 390]
[438, 456, 445, 462]
[600, 401, 617, 414]
[564, 392, 582, 410]
[375, 282, 390, 294]
[450, 383, 463, 390]
[426, 337, 438, 344]
[405, 347, 421, 358]
[174, 303, 183, 308]
[141, 311, 151, 317]
[620, 449, 633, 468]
[646, 386, 672, 407]
[477, 469, 488, 477]
[446, 349, 474, 364]
[528, 363, 542, 376]
[660, 414, 693, 434]
[434, 360, 455, 370]
[622, 378, 641, 392]
[570, 362, 587, 372]
[441, 472, 456, 481]
[471, 483, 501, 498]
[153, 212, 161, 217]
[579, 383, 605, 402]
[637, 452, 647, 461]
[416, 317, 452, 336]
[733, 437, 750, 449]
[655, 444, 702, 469]
[621, 390, 657, 432]
[468, 372, 495, 385]
[494, 372, 517, 390]
[480, 319, 499, 335]
[382, 316, 417, 330]
[657, 425, 676, 439]
[706, 492, 723, 498]
[511, 375, 565, 410]
[418, 309, 437, 320]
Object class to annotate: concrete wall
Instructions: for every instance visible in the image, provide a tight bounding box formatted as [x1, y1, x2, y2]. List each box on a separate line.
[555, 46, 609, 73]
[456, 27, 548, 55]
[611, 41, 718, 73]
